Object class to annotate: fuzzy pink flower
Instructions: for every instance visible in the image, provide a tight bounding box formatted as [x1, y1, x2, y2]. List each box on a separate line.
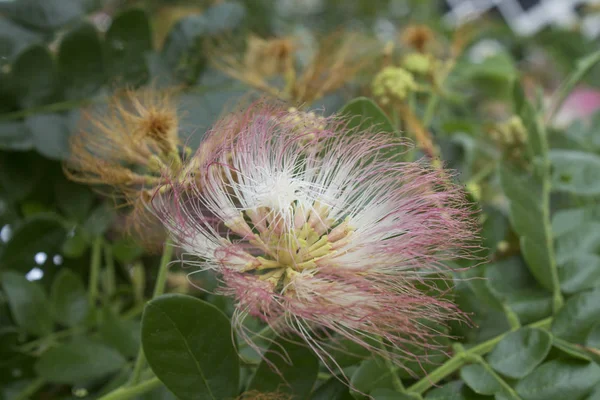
[151, 102, 477, 374]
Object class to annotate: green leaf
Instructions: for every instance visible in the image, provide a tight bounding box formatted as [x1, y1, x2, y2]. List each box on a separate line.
[112, 236, 144, 264]
[0, 151, 47, 200]
[549, 150, 600, 196]
[61, 227, 89, 258]
[105, 9, 152, 86]
[552, 289, 600, 343]
[424, 380, 488, 400]
[35, 337, 126, 384]
[0, 214, 66, 273]
[371, 389, 422, 399]
[98, 308, 140, 359]
[248, 339, 319, 399]
[161, 15, 207, 84]
[552, 205, 600, 238]
[82, 203, 115, 238]
[58, 23, 104, 100]
[141, 294, 239, 400]
[50, 269, 88, 327]
[1, 271, 53, 336]
[1, 0, 88, 31]
[587, 384, 600, 400]
[555, 222, 600, 265]
[203, 1, 246, 34]
[0, 121, 34, 151]
[12, 45, 58, 108]
[460, 364, 502, 396]
[467, 53, 517, 82]
[558, 253, 600, 294]
[485, 257, 553, 325]
[54, 178, 94, 222]
[350, 358, 396, 398]
[0, 17, 42, 62]
[311, 378, 354, 400]
[487, 328, 552, 379]
[25, 113, 71, 160]
[587, 322, 600, 349]
[551, 337, 592, 361]
[340, 97, 395, 135]
[499, 165, 555, 292]
[515, 360, 600, 400]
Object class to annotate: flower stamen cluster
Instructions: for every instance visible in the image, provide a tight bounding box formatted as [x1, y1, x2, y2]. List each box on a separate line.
[151, 102, 478, 374]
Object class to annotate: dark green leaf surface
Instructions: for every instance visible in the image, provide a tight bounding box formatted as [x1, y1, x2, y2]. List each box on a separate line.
[0, 17, 42, 62]
[311, 378, 353, 400]
[549, 150, 600, 195]
[1, 271, 53, 336]
[0, 214, 66, 273]
[499, 165, 555, 292]
[248, 339, 319, 399]
[50, 268, 88, 327]
[203, 1, 246, 34]
[350, 358, 397, 398]
[487, 328, 552, 379]
[515, 360, 600, 400]
[340, 97, 395, 135]
[552, 289, 600, 343]
[161, 15, 207, 84]
[0, 121, 34, 151]
[142, 294, 239, 400]
[58, 23, 104, 99]
[371, 389, 422, 399]
[25, 113, 71, 160]
[35, 338, 126, 384]
[12, 45, 58, 108]
[424, 381, 488, 400]
[105, 9, 152, 86]
[460, 364, 502, 396]
[2, 0, 87, 31]
[99, 308, 140, 359]
[54, 178, 94, 222]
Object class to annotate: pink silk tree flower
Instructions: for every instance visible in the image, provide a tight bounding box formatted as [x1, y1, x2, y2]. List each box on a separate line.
[553, 87, 600, 128]
[151, 102, 478, 373]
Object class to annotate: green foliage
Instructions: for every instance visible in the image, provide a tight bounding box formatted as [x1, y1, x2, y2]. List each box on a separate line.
[340, 97, 396, 136]
[1, 271, 53, 336]
[50, 268, 88, 327]
[141, 294, 240, 400]
[1, 2, 600, 400]
[515, 360, 600, 400]
[35, 338, 127, 384]
[486, 328, 552, 379]
[248, 339, 319, 399]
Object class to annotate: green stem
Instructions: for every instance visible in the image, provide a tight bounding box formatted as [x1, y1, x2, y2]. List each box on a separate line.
[238, 324, 277, 351]
[379, 338, 405, 392]
[104, 244, 116, 300]
[467, 354, 522, 400]
[0, 82, 246, 122]
[407, 317, 552, 394]
[151, 240, 174, 298]
[13, 377, 45, 400]
[18, 326, 85, 352]
[466, 161, 497, 186]
[128, 241, 174, 386]
[98, 377, 162, 400]
[545, 49, 600, 124]
[537, 113, 564, 312]
[422, 93, 440, 128]
[89, 236, 103, 307]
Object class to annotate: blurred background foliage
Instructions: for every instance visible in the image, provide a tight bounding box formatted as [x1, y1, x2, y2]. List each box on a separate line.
[1, 0, 600, 399]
